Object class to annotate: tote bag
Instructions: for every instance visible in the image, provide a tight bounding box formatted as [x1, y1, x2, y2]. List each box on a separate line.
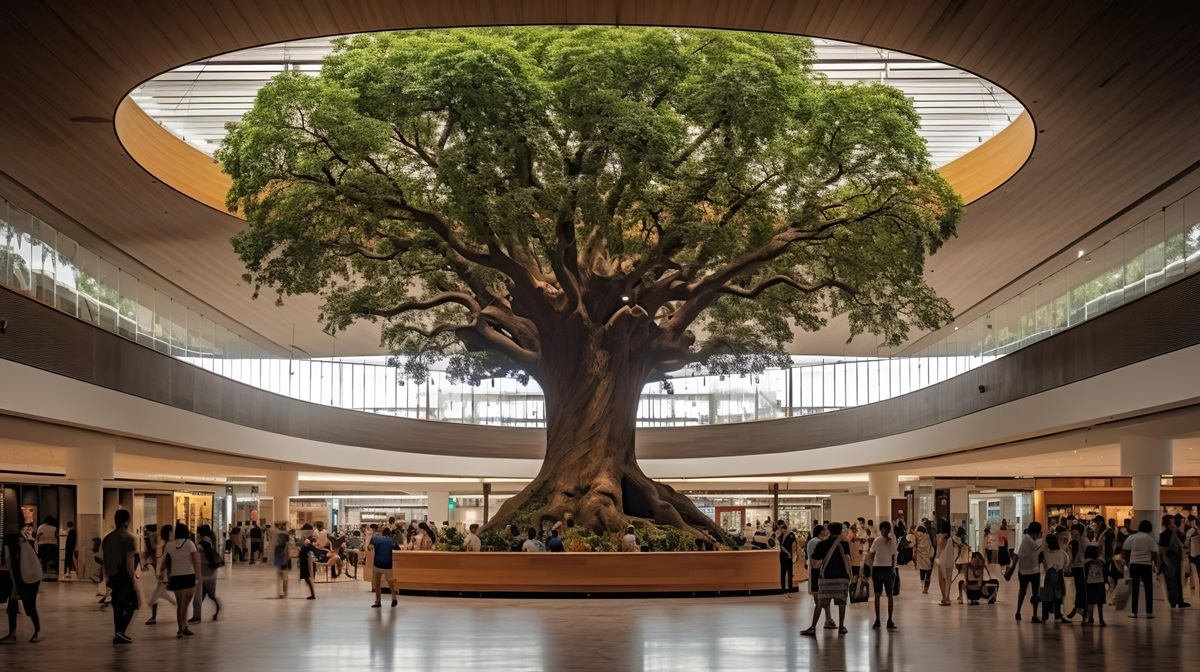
[19, 542, 41, 584]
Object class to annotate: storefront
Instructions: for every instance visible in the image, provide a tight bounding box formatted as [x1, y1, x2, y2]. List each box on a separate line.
[1036, 477, 1200, 526]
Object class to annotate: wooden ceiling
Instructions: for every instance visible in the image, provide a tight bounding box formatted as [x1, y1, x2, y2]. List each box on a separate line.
[2, 1, 1200, 358]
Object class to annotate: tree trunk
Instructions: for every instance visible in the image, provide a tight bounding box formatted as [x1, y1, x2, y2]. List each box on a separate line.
[485, 336, 730, 543]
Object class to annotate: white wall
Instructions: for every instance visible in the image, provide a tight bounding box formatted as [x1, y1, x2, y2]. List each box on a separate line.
[830, 494, 877, 524]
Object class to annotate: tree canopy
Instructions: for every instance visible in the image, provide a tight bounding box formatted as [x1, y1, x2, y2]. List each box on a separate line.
[219, 27, 962, 385]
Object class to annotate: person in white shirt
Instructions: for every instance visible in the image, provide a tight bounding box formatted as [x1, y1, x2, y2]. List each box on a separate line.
[465, 524, 482, 552]
[866, 521, 899, 630]
[619, 526, 639, 552]
[1011, 521, 1044, 621]
[313, 522, 330, 552]
[160, 523, 202, 638]
[521, 528, 546, 552]
[1187, 515, 1200, 597]
[1122, 519, 1158, 618]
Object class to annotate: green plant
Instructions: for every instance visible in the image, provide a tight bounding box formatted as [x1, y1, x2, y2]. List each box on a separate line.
[635, 526, 697, 552]
[561, 527, 618, 552]
[434, 526, 466, 551]
[478, 527, 511, 552]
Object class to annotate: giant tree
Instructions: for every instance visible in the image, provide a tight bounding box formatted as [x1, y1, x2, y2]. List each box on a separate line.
[218, 27, 962, 541]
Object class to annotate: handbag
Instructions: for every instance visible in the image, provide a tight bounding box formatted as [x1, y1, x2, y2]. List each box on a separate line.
[817, 541, 852, 605]
[892, 567, 901, 596]
[850, 572, 871, 603]
[19, 541, 41, 584]
[1003, 561, 1016, 582]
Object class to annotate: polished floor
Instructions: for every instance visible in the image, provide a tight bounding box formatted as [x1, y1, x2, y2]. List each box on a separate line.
[1, 564, 1195, 671]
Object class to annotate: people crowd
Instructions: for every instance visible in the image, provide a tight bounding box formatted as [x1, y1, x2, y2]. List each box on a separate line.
[3, 506, 1200, 646]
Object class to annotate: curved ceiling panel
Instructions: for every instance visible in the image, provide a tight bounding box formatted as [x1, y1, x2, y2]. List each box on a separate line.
[1, 1, 1197, 364]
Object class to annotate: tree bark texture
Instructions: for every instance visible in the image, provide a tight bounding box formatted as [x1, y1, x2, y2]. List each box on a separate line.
[485, 325, 729, 543]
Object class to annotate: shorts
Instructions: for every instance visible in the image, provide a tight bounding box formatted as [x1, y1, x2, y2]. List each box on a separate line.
[871, 566, 895, 595]
[167, 574, 196, 591]
[373, 567, 394, 582]
[1086, 583, 1106, 605]
[809, 572, 820, 594]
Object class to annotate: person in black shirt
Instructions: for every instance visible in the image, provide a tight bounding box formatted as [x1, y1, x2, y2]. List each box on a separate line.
[800, 522, 851, 636]
[777, 522, 798, 595]
[63, 522, 78, 578]
[249, 523, 264, 564]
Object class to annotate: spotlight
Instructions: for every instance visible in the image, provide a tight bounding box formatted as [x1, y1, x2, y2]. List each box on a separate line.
[621, 295, 630, 302]
[1077, 250, 1085, 258]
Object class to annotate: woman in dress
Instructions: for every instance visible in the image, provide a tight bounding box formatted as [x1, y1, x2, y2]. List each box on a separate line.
[935, 519, 955, 606]
[142, 525, 176, 625]
[997, 521, 1011, 567]
[1, 530, 42, 643]
[159, 523, 201, 638]
[983, 526, 998, 565]
[913, 526, 934, 594]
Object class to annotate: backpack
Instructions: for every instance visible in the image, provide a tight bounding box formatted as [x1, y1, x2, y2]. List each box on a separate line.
[201, 539, 224, 570]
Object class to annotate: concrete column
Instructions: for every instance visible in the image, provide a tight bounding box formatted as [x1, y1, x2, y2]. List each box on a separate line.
[868, 471, 901, 524]
[1121, 435, 1172, 534]
[65, 444, 114, 541]
[264, 470, 299, 527]
[482, 483, 492, 524]
[426, 491, 449, 526]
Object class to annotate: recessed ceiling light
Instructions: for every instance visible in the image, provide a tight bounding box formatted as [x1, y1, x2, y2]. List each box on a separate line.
[1077, 250, 1085, 258]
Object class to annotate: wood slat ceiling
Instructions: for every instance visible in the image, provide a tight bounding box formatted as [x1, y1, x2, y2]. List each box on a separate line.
[1, 0, 1199, 359]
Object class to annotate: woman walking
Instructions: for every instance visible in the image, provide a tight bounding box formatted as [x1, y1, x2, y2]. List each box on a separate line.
[1, 531, 41, 643]
[997, 521, 1011, 567]
[983, 526, 998, 565]
[190, 525, 223, 623]
[143, 525, 176, 625]
[272, 529, 293, 598]
[935, 519, 955, 606]
[867, 521, 899, 630]
[297, 537, 316, 600]
[160, 523, 201, 638]
[913, 526, 934, 593]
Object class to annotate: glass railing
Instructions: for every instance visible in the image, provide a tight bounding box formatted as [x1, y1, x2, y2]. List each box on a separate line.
[3, 183, 1200, 428]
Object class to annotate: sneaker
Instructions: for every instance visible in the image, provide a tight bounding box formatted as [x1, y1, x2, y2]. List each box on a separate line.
[187, 617, 201, 624]
[823, 621, 838, 629]
[29, 633, 41, 643]
[872, 620, 881, 630]
[114, 632, 133, 644]
[371, 603, 382, 608]
[886, 621, 896, 630]
[144, 618, 156, 625]
[0, 634, 16, 644]
[1180, 602, 1192, 608]
[799, 628, 816, 637]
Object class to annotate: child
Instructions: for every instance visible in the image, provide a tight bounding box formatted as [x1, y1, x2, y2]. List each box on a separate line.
[1083, 546, 1107, 626]
[297, 537, 316, 600]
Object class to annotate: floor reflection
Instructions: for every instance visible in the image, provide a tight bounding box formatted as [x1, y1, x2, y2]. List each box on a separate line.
[3, 565, 1194, 671]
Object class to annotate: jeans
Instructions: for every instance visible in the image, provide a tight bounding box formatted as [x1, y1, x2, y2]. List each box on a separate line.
[191, 574, 221, 619]
[779, 556, 794, 592]
[108, 574, 138, 634]
[1016, 573, 1040, 616]
[1130, 563, 1154, 615]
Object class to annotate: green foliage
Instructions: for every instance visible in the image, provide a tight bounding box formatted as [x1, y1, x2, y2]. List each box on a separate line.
[220, 26, 961, 385]
[477, 527, 511, 552]
[509, 495, 547, 534]
[560, 528, 618, 552]
[433, 526, 465, 551]
[635, 526, 697, 552]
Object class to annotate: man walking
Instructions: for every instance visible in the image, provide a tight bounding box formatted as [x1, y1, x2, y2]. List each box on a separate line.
[101, 510, 138, 644]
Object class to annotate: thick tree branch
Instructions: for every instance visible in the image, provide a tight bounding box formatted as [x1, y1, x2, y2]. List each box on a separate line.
[369, 291, 481, 318]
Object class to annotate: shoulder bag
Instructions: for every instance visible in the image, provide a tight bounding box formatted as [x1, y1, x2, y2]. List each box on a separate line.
[817, 542, 852, 605]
